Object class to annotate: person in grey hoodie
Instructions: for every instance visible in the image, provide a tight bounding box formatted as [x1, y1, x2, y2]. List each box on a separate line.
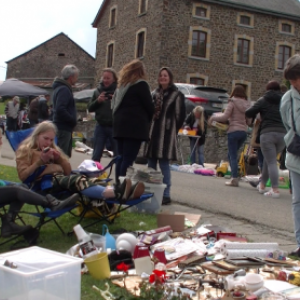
[246, 81, 286, 198]
[209, 85, 251, 187]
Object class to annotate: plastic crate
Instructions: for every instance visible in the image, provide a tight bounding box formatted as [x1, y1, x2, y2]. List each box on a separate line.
[0, 246, 82, 300]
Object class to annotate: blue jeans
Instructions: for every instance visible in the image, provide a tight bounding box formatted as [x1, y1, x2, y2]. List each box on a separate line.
[148, 158, 171, 198]
[291, 171, 300, 246]
[227, 131, 247, 178]
[189, 138, 204, 165]
[92, 124, 116, 162]
[115, 139, 142, 181]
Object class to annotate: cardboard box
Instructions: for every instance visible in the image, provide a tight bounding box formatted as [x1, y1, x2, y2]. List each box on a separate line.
[157, 212, 201, 232]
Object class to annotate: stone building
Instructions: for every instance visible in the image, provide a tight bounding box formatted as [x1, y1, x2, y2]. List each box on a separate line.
[91, 0, 300, 164]
[5, 32, 95, 92]
[92, 0, 300, 101]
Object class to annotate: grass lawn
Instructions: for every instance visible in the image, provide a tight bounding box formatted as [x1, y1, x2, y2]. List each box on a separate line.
[0, 164, 157, 299]
[0, 102, 5, 115]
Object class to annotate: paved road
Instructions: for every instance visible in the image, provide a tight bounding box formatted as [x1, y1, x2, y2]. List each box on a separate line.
[0, 135, 295, 248]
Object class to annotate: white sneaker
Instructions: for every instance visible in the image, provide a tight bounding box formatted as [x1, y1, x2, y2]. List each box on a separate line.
[264, 189, 280, 198]
[257, 184, 267, 194]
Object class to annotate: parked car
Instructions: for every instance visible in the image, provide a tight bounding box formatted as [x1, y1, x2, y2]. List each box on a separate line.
[175, 83, 229, 116]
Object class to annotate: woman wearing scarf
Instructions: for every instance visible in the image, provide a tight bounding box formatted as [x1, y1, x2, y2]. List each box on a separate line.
[112, 59, 154, 184]
[88, 68, 118, 162]
[146, 67, 186, 205]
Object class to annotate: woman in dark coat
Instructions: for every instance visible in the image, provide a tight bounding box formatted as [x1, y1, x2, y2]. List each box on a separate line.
[112, 59, 154, 183]
[146, 67, 186, 205]
[245, 80, 286, 198]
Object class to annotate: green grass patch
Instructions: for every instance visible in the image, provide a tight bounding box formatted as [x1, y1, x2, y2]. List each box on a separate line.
[0, 102, 5, 115]
[0, 164, 158, 299]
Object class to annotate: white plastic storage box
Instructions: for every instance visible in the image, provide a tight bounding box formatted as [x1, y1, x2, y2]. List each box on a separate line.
[120, 177, 166, 214]
[0, 246, 82, 300]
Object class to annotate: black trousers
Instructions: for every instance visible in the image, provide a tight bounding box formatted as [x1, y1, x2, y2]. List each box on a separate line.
[0, 186, 48, 214]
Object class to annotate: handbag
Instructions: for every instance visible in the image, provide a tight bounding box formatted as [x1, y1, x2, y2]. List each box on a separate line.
[287, 96, 300, 157]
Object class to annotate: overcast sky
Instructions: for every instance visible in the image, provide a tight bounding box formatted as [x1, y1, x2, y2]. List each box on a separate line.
[0, 0, 103, 81]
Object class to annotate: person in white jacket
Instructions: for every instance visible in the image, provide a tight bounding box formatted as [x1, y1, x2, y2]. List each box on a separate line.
[5, 96, 20, 131]
[280, 54, 300, 257]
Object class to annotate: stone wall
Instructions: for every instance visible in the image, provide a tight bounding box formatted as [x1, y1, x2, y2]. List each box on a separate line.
[177, 127, 229, 164]
[75, 120, 230, 164]
[94, 0, 300, 100]
[6, 33, 95, 84]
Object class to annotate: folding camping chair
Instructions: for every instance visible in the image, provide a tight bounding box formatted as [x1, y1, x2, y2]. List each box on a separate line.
[5, 128, 153, 234]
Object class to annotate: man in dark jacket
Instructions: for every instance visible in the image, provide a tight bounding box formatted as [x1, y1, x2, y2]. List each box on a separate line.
[88, 68, 117, 162]
[52, 65, 79, 157]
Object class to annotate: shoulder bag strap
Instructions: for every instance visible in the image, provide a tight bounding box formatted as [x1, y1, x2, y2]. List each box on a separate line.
[290, 96, 297, 133]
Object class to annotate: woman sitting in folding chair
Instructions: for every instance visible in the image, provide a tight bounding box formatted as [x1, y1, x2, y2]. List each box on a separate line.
[15, 121, 144, 202]
[0, 131, 78, 238]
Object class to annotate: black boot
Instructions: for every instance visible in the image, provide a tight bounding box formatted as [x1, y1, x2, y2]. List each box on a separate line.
[1, 213, 32, 238]
[45, 194, 79, 212]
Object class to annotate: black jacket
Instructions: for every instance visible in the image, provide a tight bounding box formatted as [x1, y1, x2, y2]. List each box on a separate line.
[52, 78, 77, 132]
[184, 111, 207, 146]
[88, 82, 117, 126]
[38, 97, 49, 121]
[245, 90, 286, 135]
[113, 81, 154, 140]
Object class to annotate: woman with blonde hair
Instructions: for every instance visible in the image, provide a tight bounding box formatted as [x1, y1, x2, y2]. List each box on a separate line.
[112, 59, 154, 184]
[16, 121, 145, 202]
[183, 105, 207, 166]
[0, 130, 78, 238]
[209, 85, 251, 187]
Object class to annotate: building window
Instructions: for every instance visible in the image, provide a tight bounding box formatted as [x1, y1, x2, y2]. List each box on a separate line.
[237, 39, 249, 64]
[107, 43, 114, 67]
[187, 74, 208, 86]
[196, 7, 207, 18]
[109, 6, 117, 28]
[282, 23, 291, 33]
[237, 12, 254, 27]
[275, 42, 295, 70]
[240, 15, 250, 26]
[192, 31, 207, 58]
[234, 34, 254, 67]
[135, 29, 147, 58]
[190, 77, 205, 85]
[278, 46, 291, 70]
[58, 53, 65, 57]
[139, 0, 148, 15]
[279, 20, 295, 35]
[192, 3, 210, 19]
[188, 26, 211, 61]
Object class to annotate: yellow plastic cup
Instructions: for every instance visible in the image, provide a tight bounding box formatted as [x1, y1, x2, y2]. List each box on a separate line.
[84, 252, 111, 280]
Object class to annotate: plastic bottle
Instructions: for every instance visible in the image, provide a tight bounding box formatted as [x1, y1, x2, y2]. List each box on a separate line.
[73, 224, 98, 258]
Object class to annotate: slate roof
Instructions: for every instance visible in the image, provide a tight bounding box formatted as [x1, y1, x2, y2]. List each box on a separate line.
[6, 32, 95, 63]
[203, 0, 300, 20]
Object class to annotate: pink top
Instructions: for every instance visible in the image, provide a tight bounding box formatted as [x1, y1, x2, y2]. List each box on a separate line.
[210, 96, 252, 133]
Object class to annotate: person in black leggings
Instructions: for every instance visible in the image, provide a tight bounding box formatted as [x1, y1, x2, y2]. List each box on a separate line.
[0, 184, 79, 238]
